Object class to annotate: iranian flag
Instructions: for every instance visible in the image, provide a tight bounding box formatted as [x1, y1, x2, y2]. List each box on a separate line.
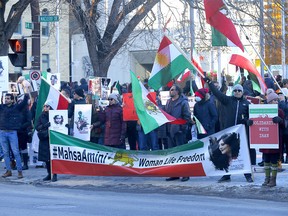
[35, 78, 70, 124]
[131, 71, 183, 134]
[192, 49, 204, 89]
[148, 35, 196, 90]
[204, 0, 244, 52]
[193, 116, 207, 134]
[177, 69, 191, 83]
[229, 54, 267, 94]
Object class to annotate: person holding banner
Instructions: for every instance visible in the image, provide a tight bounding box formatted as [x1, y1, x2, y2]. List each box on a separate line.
[36, 100, 57, 182]
[205, 78, 254, 183]
[248, 92, 285, 187]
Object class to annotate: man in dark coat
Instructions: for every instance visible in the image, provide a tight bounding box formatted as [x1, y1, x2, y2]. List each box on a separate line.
[0, 93, 29, 178]
[164, 84, 191, 182]
[205, 78, 254, 183]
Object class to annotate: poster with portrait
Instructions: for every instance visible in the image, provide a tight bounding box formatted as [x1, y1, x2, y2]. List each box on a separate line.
[88, 77, 101, 96]
[249, 104, 279, 149]
[49, 110, 68, 135]
[73, 104, 92, 141]
[159, 91, 170, 105]
[101, 77, 111, 100]
[47, 73, 61, 90]
[0, 56, 9, 92]
[8, 82, 19, 94]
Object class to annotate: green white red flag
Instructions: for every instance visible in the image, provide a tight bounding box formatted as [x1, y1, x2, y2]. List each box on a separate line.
[50, 125, 251, 177]
[35, 78, 70, 125]
[193, 116, 207, 134]
[148, 35, 196, 90]
[204, 0, 244, 52]
[131, 71, 180, 134]
[229, 54, 267, 94]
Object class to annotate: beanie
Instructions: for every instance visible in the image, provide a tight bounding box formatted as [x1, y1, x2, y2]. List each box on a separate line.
[195, 88, 208, 99]
[108, 93, 119, 103]
[74, 88, 85, 98]
[232, 84, 243, 92]
[266, 92, 278, 103]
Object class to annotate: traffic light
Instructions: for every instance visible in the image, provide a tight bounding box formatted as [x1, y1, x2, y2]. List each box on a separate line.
[8, 39, 27, 67]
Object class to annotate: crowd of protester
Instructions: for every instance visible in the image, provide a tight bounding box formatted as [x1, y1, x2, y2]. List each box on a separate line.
[0, 72, 287, 187]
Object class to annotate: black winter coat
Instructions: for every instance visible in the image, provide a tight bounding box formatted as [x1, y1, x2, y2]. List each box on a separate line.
[208, 82, 250, 129]
[36, 111, 50, 162]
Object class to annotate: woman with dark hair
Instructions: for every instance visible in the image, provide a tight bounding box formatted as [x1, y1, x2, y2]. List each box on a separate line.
[209, 132, 240, 172]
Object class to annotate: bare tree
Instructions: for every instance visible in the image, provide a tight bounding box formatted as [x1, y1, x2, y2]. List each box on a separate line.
[67, 0, 160, 77]
[0, 0, 32, 56]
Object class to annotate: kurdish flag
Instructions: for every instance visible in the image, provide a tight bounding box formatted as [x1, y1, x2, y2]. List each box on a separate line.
[131, 71, 179, 134]
[229, 54, 267, 95]
[35, 78, 70, 124]
[204, 0, 244, 52]
[148, 35, 196, 90]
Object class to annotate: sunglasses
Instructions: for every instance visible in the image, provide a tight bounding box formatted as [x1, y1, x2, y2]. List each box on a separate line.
[170, 89, 176, 91]
[43, 105, 50, 108]
[108, 98, 114, 101]
[233, 89, 242, 93]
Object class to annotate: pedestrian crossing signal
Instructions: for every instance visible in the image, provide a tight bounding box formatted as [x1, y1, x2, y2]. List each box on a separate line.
[8, 39, 27, 67]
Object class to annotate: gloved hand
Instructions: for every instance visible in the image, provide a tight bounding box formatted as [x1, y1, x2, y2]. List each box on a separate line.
[203, 76, 211, 84]
[247, 119, 254, 126]
[43, 122, 51, 128]
[272, 116, 282, 124]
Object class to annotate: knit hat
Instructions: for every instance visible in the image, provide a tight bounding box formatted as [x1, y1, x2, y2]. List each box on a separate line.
[266, 92, 278, 103]
[44, 99, 54, 108]
[74, 88, 85, 98]
[108, 93, 119, 103]
[232, 84, 243, 92]
[195, 88, 208, 99]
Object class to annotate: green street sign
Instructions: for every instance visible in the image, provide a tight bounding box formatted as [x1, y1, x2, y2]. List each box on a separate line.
[25, 22, 33, 29]
[39, 15, 59, 22]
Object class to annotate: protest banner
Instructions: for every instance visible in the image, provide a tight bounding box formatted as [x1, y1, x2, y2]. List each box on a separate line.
[122, 93, 138, 121]
[50, 124, 251, 177]
[249, 104, 279, 149]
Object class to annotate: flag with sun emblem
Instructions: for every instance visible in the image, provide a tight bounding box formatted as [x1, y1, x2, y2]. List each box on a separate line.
[148, 36, 196, 90]
[131, 71, 177, 134]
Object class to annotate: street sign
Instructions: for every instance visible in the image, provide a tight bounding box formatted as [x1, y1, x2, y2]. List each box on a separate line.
[39, 15, 59, 22]
[25, 22, 33, 29]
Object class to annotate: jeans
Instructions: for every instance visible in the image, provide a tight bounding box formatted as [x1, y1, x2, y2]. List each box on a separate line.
[168, 131, 187, 148]
[0, 130, 22, 171]
[138, 130, 159, 151]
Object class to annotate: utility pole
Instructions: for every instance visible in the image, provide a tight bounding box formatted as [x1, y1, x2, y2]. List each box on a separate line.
[30, 0, 40, 71]
[260, 0, 264, 77]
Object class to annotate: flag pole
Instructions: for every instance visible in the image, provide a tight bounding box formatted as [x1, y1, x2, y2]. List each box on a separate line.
[222, 0, 283, 93]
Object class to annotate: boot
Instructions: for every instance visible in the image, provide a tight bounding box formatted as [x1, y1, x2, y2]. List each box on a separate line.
[267, 176, 276, 187]
[22, 153, 29, 170]
[262, 177, 270, 186]
[18, 171, 23, 179]
[2, 170, 12, 178]
[262, 162, 271, 186]
[267, 163, 277, 187]
[43, 174, 51, 181]
[51, 174, 57, 182]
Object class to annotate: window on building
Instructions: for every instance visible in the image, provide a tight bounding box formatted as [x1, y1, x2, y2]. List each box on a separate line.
[42, 54, 50, 71]
[42, 8, 49, 36]
[14, 20, 22, 34]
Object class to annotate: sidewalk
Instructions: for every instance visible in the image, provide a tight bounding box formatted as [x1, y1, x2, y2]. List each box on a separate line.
[1, 160, 288, 201]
